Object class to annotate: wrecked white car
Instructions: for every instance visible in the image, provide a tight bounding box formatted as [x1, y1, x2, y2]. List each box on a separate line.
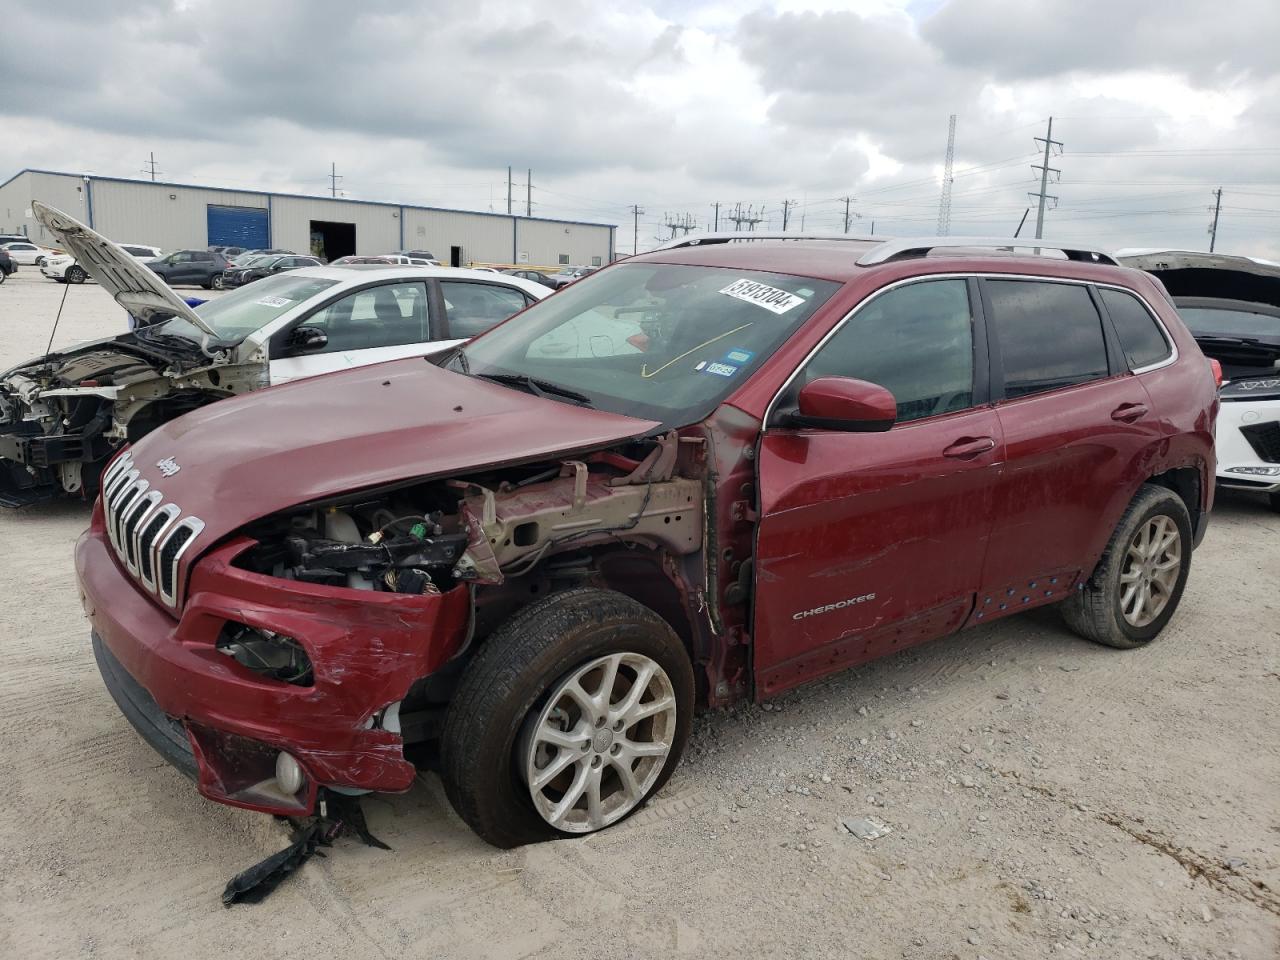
[0, 202, 550, 506]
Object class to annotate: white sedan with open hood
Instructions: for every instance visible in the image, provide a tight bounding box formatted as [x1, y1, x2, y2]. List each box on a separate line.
[0, 202, 551, 506]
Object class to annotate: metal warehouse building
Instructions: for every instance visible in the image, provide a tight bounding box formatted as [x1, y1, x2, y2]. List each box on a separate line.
[0, 169, 616, 268]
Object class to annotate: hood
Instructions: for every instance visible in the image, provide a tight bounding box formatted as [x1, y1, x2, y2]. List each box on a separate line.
[126, 357, 661, 544]
[31, 201, 219, 336]
[1118, 250, 1280, 310]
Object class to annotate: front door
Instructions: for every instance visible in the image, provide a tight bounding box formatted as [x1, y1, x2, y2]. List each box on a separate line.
[753, 277, 1002, 697]
[269, 281, 437, 384]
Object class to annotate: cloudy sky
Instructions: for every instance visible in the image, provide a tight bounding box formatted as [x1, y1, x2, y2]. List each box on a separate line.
[4, 0, 1279, 255]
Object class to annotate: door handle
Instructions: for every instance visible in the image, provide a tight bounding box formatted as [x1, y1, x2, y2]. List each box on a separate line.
[1111, 402, 1148, 423]
[942, 436, 996, 459]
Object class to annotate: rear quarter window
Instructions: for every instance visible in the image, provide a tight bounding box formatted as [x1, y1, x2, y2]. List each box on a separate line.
[1100, 288, 1171, 369]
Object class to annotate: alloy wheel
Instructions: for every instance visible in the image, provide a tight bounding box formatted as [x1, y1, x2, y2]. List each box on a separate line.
[522, 652, 677, 833]
[1119, 514, 1182, 627]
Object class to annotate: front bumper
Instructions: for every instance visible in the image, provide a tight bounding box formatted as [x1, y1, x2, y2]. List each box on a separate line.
[1216, 399, 1280, 492]
[77, 506, 470, 815]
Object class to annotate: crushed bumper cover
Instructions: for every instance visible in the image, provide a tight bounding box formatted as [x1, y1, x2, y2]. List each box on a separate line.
[77, 510, 470, 816]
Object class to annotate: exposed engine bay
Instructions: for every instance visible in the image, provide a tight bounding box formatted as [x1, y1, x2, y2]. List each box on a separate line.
[0, 334, 262, 506]
[235, 432, 704, 601]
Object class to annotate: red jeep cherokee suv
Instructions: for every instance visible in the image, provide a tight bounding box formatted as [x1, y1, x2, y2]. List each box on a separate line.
[78, 235, 1217, 847]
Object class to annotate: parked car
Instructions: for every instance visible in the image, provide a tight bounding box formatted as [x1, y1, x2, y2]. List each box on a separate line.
[0, 240, 59, 266]
[546, 265, 596, 287]
[77, 232, 1215, 850]
[378, 254, 440, 266]
[210, 245, 245, 257]
[0, 201, 551, 505]
[148, 249, 234, 289]
[0, 233, 32, 247]
[331, 256, 395, 265]
[1120, 249, 1280, 510]
[0, 248, 13, 283]
[399, 248, 437, 260]
[222, 254, 323, 289]
[42, 243, 163, 283]
[503, 267, 562, 287]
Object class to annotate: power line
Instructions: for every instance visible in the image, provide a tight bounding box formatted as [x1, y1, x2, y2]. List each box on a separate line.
[1031, 116, 1062, 239]
[937, 114, 956, 236]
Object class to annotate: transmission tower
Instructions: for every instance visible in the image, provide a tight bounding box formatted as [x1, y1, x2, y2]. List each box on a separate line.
[937, 115, 956, 236]
[1030, 117, 1063, 239]
[663, 212, 697, 238]
[726, 203, 764, 231]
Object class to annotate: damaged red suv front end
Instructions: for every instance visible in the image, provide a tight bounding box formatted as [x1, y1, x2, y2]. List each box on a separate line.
[80, 462, 471, 815]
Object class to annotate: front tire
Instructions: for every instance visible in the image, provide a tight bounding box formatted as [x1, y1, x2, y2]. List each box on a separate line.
[1060, 484, 1192, 649]
[35, 256, 46, 267]
[441, 587, 694, 848]
[66, 265, 87, 284]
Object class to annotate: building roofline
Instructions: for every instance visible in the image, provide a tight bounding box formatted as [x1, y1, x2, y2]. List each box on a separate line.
[1, 168, 617, 231]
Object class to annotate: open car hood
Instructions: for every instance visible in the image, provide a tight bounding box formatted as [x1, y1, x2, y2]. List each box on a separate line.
[124, 357, 662, 545]
[32, 201, 219, 337]
[1118, 249, 1280, 310]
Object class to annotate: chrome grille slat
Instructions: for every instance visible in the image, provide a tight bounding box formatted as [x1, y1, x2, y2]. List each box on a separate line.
[99, 454, 202, 610]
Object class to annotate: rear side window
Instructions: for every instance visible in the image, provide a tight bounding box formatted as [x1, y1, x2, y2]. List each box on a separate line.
[1100, 288, 1171, 369]
[986, 280, 1108, 399]
[802, 278, 975, 423]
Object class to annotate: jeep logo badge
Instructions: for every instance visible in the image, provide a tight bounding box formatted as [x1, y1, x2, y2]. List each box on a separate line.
[155, 457, 181, 477]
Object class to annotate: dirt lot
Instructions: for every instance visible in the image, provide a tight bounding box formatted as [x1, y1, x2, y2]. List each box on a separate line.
[0, 268, 1276, 959]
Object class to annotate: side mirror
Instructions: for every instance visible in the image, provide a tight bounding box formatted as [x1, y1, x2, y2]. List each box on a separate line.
[287, 325, 328, 353]
[788, 377, 896, 432]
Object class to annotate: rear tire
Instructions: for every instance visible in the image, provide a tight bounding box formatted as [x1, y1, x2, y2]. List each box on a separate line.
[1060, 484, 1193, 649]
[441, 587, 694, 849]
[209, 275, 225, 290]
[1269, 492, 1280, 513]
[66, 265, 87, 284]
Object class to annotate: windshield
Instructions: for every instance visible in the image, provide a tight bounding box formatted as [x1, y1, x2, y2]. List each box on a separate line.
[452, 262, 840, 424]
[1180, 305, 1280, 340]
[152, 274, 339, 342]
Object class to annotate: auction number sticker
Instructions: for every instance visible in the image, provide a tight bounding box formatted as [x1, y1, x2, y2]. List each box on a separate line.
[719, 278, 805, 315]
[255, 295, 294, 308]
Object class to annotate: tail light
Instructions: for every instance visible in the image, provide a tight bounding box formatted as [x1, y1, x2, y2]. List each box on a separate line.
[1208, 358, 1223, 388]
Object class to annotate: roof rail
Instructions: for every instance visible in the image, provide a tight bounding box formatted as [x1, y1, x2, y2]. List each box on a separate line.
[856, 236, 1118, 267]
[652, 231, 880, 251]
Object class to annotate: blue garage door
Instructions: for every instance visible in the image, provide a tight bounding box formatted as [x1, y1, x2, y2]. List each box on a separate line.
[207, 205, 269, 248]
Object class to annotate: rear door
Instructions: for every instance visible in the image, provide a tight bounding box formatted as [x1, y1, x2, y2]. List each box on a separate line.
[753, 277, 1003, 697]
[977, 277, 1164, 615]
[433, 279, 535, 346]
[268, 280, 434, 383]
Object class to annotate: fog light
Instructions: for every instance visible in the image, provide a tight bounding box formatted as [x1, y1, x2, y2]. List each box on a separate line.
[1226, 465, 1280, 476]
[275, 751, 305, 795]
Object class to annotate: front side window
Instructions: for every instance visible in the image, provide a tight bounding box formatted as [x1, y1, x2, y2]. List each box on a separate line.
[1100, 288, 1171, 369]
[986, 280, 1109, 399]
[800, 279, 975, 423]
[440, 281, 529, 338]
[454, 263, 841, 426]
[300, 282, 429, 353]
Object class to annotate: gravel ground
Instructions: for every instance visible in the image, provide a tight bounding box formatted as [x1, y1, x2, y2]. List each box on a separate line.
[0, 269, 1277, 959]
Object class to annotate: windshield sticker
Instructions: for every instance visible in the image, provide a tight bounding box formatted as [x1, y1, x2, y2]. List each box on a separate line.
[719, 279, 806, 315]
[254, 295, 294, 308]
[703, 361, 739, 377]
[723, 348, 754, 364]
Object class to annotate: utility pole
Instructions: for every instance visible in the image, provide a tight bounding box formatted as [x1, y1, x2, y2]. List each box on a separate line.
[329, 162, 342, 198]
[507, 166, 513, 216]
[840, 196, 855, 233]
[937, 114, 956, 236]
[781, 199, 796, 231]
[142, 152, 160, 182]
[1030, 117, 1062, 240]
[1208, 187, 1223, 252]
[712, 202, 720, 232]
[631, 204, 644, 254]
